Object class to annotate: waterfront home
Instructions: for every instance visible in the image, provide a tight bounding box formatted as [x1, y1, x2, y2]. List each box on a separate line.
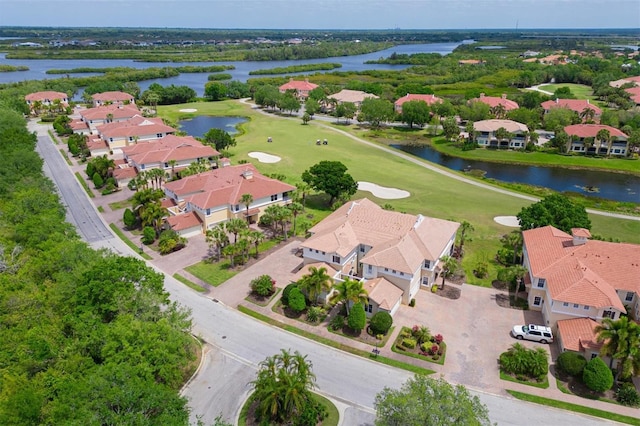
[472, 119, 529, 149]
[522, 225, 640, 364]
[79, 104, 141, 131]
[540, 99, 601, 122]
[94, 115, 175, 153]
[91, 91, 135, 107]
[25, 91, 69, 113]
[278, 78, 318, 100]
[163, 164, 295, 234]
[394, 93, 442, 114]
[563, 124, 629, 156]
[300, 198, 459, 315]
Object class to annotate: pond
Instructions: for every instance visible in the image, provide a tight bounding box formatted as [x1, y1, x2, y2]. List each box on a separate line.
[179, 115, 247, 137]
[391, 144, 640, 203]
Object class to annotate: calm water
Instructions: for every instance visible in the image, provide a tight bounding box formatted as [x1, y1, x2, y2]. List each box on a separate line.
[179, 116, 247, 137]
[392, 144, 640, 203]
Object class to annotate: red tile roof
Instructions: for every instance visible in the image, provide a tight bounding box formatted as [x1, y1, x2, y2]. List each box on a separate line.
[625, 86, 640, 104]
[167, 212, 202, 231]
[112, 167, 137, 181]
[91, 91, 135, 102]
[70, 120, 89, 131]
[523, 225, 640, 308]
[471, 94, 519, 110]
[121, 135, 219, 166]
[557, 317, 603, 352]
[563, 124, 628, 139]
[540, 99, 602, 115]
[279, 79, 318, 92]
[395, 93, 442, 107]
[25, 91, 68, 102]
[164, 164, 295, 210]
[81, 104, 140, 121]
[97, 115, 175, 139]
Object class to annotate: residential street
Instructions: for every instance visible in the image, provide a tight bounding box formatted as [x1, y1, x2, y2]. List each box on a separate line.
[30, 120, 631, 425]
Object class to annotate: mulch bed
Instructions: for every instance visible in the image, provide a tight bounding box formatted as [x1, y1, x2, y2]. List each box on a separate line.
[555, 371, 618, 402]
[432, 283, 461, 300]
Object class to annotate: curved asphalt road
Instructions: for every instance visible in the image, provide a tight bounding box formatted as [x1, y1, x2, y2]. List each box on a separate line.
[32, 121, 621, 425]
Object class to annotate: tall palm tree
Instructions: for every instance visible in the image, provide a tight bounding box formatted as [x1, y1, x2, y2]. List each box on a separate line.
[295, 181, 311, 210]
[596, 316, 640, 380]
[168, 159, 177, 180]
[457, 220, 474, 256]
[501, 230, 523, 265]
[298, 266, 333, 305]
[287, 201, 303, 237]
[439, 255, 458, 289]
[225, 217, 247, 243]
[139, 202, 167, 234]
[596, 128, 610, 156]
[580, 106, 596, 123]
[248, 229, 264, 259]
[205, 224, 228, 262]
[240, 193, 254, 224]
[334, 277, 368, 314]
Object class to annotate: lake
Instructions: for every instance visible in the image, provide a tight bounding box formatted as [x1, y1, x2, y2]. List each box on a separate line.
[179, 116, 247, 137]
[392, 144, 640, 203]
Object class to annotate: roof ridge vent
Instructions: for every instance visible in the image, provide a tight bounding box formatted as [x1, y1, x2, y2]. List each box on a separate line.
[346, 201, 359, 216]
[414, 214, 424, 229]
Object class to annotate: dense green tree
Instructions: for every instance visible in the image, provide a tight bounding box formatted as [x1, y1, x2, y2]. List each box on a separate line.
[304, 97, 319, 116]
[301, 160, 357, 206]
[369, 311, 393, 335]
[517, 194, 591, 232]
[288, 287, 307, 312]
[347, 302, 366, 332]
[399, 100, 430, 128]
[253, 84, 280, 110]
[442, 116, 460, 141]
[204, 81, 227, 101]
[543, 107, 580, 131]
[277, 91, 301, 115]
[374, 375, 492, 426]
[201, 128, 236, 152]
[499, 343, 548, 379]
[595, 316, 640, 380]
[459, 101, 491, 122]
[92, 172, 104, 188]
[556, 352, 587, 377]
[583, 357, 614, 393]
[360, 97, 394, 127]
[123, 207, 137, 229]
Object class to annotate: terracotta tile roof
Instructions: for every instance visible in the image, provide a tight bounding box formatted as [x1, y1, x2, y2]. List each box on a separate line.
[329, 89, 378, 104]
[523, 225, 640, 308]
[473, 119, 528, 133]
[625, 86, 640, 104]
[122, 135, 219, 166]
[86, 138, 109, 152]
[91, 91, 135, 102]
[161, 198, 178, 208]
[279, 79, 318, 91]
[564, 124, 628, 139]
[292, 262, 339, 283]
[70, 120, 89, 131]
[364, 277, 403, 310]
[541, 99, 602, 115]
[97, 115, 175, 139]
[25, 91, 68, 101]
[167, 211, 202, 231]
[303, 199, 459, 274]
[395, 93, 442, 107]
[471, 94, 519, 110]
[557, 317, 603, 352]
[81, 104, 140, 121]
[571, 228, 591, 238]
[112, 167, 137, 180]
[164, 164, 295, 210]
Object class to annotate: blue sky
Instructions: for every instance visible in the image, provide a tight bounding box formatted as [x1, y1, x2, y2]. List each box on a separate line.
[1, 0, 639, 29]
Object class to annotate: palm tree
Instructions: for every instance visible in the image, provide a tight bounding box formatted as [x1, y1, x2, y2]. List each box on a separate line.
[298, 266, 333, 305]
[495, 127, 510, 148]
[240, 193, 254, 224]
[205, 224, 229, 262]
[596, 316, 640, 380]
[287, 201, 303, 237]
[491, 103, 507, 119]
[248, 230, 264, 259]
[295, 181, 312, 210]
[168, 159, 177, 180]
[501, 230, 523, 265]
[334, 277, 368, 315]
[139, 202, 167, 234]
[439, 255, 458, 289]
[222, 243, 238, 268]
[596, 128, 610, 156]
[580, 106, 596, 123]
[457, 220, 474, 256]
[236, 232, 251, 265]
[225, 217, 247, 243]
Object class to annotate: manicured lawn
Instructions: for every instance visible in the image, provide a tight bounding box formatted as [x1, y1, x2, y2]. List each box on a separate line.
[173, 273, 207, 293]
[75, 172, 95, 198]
[108, 198, 132, 211]
[537, 83, 597, 101]
[158, 101, 640, 286]
[184, 260, 238, 287]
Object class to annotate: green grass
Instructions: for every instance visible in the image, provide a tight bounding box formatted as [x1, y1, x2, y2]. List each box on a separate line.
[499, 371, 549, 389]
[48, 129, 59, 144]
[74, 172, 95, 198]
[97, 206, 104, 213]
[158, 101, 640, 263]
[108, 198, 133, 211]
[59, 149, 72, 166]
[184, 260, 238, 287]
[506, 390, 640, 426]
[173, 273, 207, 293]
[537, 83, 597, 101]
[391, 327, 446, 365]
[109, 223, 153, 260]
[238, 305, 434, 376]
[238, 392, 339, 426]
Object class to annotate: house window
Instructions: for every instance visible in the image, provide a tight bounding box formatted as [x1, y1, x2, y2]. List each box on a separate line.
[270, 194, 278, 201]
[367, 264, 372, 273]
[206, 208, 211, 215]
[366, 304, 373, 313]
[164, 162, 169, 168]
[129, 136, 134, 141]
[156, 133, 162, 138]
[360, 245, 365, 253]
[235, 205, 240, 211]
[400, 272, 404, 276]
[422, 276, 429, 285]
[603, 310, 615, 319]
[563, 302, 569, 307]
[332, 255, 340, 263]
[573, 304, 579, 308]
[584, 305, 590, 310]
[384, 268, 389, 272]
[590, 353, 598, 360]
[533, 296, 541, 306]
[625, 292, 634, 302]
[392, 270, 396, 274]
[140, 164, 145, 169]
[424, 260, 431, 268]
[537, 278, 546, 288]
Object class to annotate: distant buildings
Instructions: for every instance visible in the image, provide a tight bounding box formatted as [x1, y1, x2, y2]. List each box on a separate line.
[279, 78, 318, 100]
[394, 93, 442, 114]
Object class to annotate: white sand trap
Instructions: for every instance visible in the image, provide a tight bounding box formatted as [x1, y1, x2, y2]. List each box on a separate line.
[494, 216, 520, 227]
[179, 108, 198, 112]
[248, 152, 282, 163]
[358, 181, 410, 199]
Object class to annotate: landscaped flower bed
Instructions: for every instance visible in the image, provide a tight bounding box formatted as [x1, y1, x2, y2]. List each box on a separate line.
[392, 325, 446, 365]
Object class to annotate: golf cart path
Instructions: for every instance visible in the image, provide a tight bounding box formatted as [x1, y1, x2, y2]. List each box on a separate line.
[238, 99, 639, 222]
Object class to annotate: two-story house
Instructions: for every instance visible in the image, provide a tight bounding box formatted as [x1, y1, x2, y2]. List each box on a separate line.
[563, 124, 629, 156]
[25, 91, 69, 113]
[300, 198, 459, 316]
[91, 91, 135, 107]
[394, 93, 442, 114]
[278, 78, 318, 100]
[79, 104, 141, 132]
[540, 99, 602, 122]
[473, 119, 529, 149]
[94, 115, 175, 154]
[522, 226, 640, 362]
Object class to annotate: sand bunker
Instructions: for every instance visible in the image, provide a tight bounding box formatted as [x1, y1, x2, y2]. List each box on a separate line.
[179, 108, 198, 113]
[494, 216, 520, 227]
[248, 152, 282, 163]
[358, 182, 410, 200]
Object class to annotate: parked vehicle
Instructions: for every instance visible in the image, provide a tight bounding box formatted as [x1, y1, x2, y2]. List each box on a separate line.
[511, 324, 553, 343]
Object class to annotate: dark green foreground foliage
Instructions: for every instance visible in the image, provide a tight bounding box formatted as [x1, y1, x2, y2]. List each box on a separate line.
[0, 106, 195, 424]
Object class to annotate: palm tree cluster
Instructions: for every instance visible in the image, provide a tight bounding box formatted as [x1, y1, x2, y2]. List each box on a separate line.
[297, 266, 333, 305]
[596, 316, 640, 381]
[205, 219, 264, 267]
[334, 277, 368, 314]
[250, 349, 320, 424]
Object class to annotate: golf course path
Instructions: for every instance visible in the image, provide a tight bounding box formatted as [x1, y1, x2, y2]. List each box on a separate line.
[238, 99, 640, 222]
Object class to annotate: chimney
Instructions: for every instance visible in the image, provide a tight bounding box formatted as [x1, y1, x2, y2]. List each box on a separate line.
[242, 169, 253, 180]
[555, 98, 559, 104]
[304, 78, 309, 83]
[480, 93, 485, 98]
[571, 228, 591, 246]
[501, 94, 507, 99]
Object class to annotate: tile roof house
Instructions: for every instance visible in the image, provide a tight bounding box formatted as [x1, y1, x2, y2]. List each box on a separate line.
[94, 115, 175, 153]
[121, 135, 219, 175]
[300, 198, 459, 316]
[279, 78, 318, 99]
[472, 119, 529, 149]
[522, 225, 640, 361]
[91, 91, 136, 107]
[540, 99, 602, 122]
[470, 93, 519, 113]
[563, 124, 629, 156]
[79, 104, 141, 131]
[328, 89, 378, 109]
[608, 75, 640, 88]
[394, 93, 443, 114]
[163, 164, 295, 233]
[624, 86, 640, 106]
[25, 91, 69, 112]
